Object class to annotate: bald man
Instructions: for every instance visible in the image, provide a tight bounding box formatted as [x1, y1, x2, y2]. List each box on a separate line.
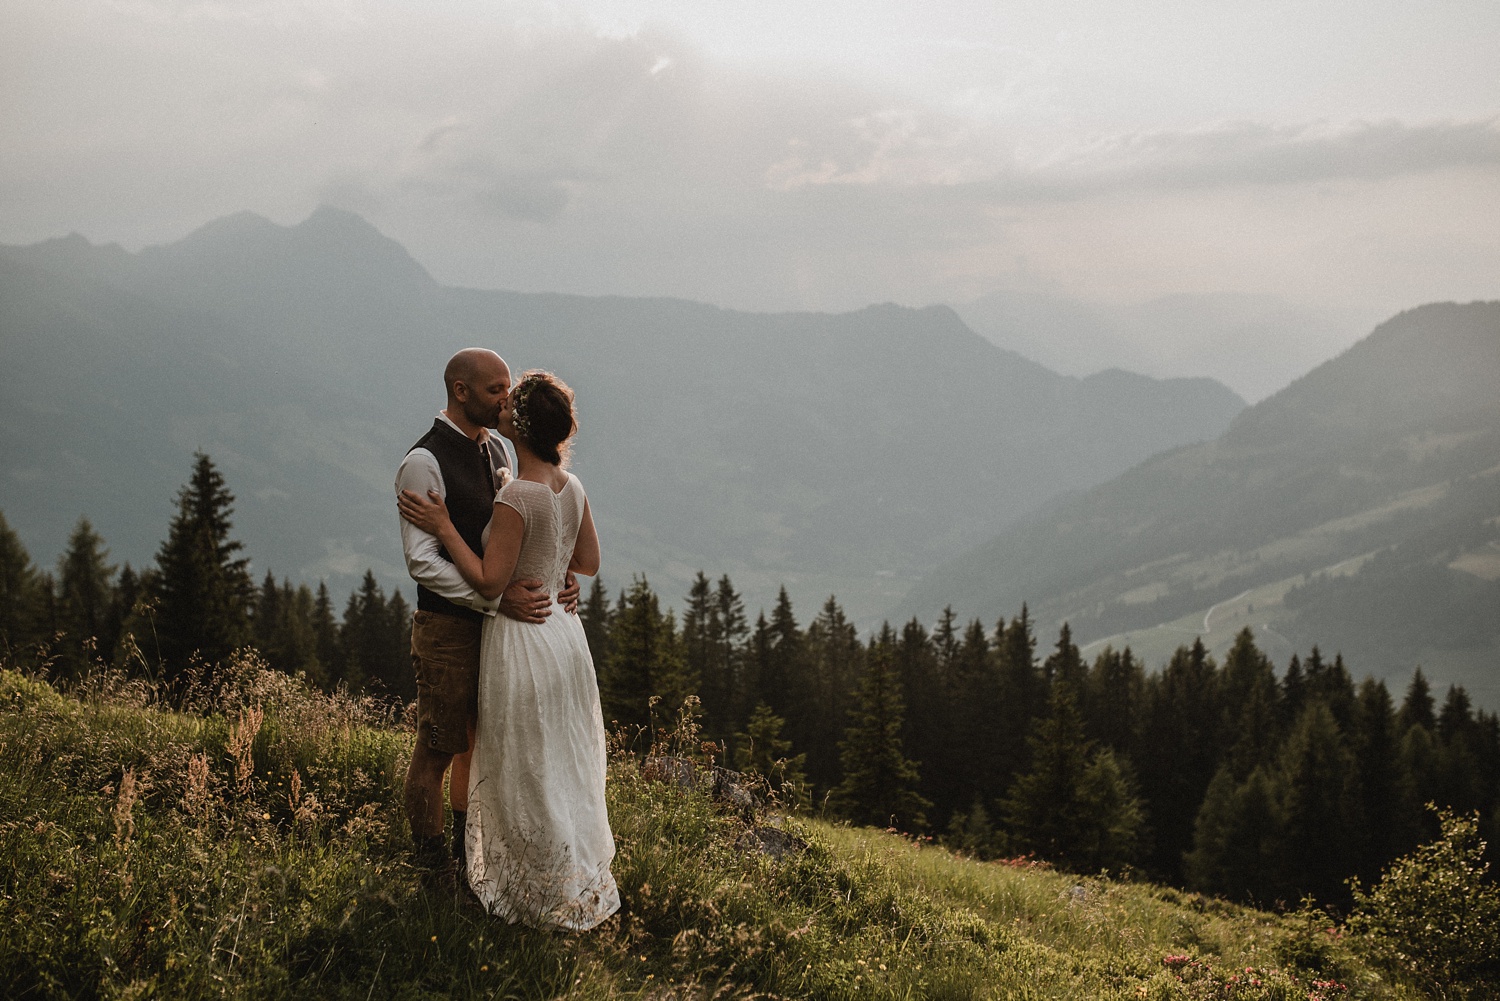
[396, 347, 580, 887]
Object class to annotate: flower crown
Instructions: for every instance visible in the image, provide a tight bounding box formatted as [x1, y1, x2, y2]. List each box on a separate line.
[510, 373, 544, 442]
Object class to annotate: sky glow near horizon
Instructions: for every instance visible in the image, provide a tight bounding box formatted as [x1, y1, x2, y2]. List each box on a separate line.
[2, 0, 1498, 383]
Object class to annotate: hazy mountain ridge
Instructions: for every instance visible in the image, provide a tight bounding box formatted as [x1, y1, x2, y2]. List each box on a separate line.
[903, 301, 1500, 701]
[956, 287, 1376, 403]
[0, 207, 1246, 620]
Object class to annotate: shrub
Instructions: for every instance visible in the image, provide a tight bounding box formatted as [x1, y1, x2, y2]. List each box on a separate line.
[1347, 807, 1500, 993]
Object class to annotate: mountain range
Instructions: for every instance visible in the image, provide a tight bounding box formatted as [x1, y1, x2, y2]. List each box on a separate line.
[904, 302, 1500, 704]
[0, 207, 1245, 622]
[955, 288, 1376, 403]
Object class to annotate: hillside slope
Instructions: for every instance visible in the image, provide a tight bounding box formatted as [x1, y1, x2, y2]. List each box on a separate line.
[0, 665, 1418, 1000]
[902, 302, 1500, 702]
[0, 208, 1244, 619]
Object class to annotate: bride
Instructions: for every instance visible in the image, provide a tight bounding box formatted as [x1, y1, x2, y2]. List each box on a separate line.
[398, 369, 619, 931]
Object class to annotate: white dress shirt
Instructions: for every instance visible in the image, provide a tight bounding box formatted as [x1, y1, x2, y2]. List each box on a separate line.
[395, 413, 513, 614]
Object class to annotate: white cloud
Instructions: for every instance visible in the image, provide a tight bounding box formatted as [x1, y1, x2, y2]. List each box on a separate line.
[1018, 118, 1500, 197]
[1, 0, 1497, 323]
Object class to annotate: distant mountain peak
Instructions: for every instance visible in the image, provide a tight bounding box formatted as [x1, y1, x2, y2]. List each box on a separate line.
[297, 204, 394, 240]
[132, 206, 436, 302]
[0, 230, 135, 281]
[172, 210, 283, 246]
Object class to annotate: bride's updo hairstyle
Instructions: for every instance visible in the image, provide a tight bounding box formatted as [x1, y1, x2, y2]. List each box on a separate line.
[510, 370, 577, 466]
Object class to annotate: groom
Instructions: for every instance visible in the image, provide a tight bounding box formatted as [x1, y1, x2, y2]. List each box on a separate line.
[397, 347, 579, 884]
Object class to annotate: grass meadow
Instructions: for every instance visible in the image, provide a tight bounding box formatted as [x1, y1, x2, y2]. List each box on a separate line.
[0, 655, 1440, 1000]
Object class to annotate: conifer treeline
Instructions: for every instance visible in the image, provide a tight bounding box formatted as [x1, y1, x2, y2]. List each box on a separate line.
[0, 454, 412, 698]
[583, 573, 1499, 907]
[2, 454, 1496, 909]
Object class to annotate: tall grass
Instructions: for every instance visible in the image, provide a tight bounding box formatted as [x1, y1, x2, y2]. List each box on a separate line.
[0, 655, 1428, 1000]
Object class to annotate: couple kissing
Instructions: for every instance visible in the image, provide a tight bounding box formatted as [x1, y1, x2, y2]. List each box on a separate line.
[395, 348, 617, 931]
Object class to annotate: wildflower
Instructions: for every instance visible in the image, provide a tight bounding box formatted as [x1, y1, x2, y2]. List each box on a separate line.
[183, 752, 211, 818]
[113, 766, 139, 845]
[228, 705, 264, 797]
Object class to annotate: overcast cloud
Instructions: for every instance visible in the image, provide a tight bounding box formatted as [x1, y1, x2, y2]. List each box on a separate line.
[3, 0, 1498, 348]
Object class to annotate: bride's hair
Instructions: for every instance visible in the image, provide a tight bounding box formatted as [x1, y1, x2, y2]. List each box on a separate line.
[511, 370, 577, 466]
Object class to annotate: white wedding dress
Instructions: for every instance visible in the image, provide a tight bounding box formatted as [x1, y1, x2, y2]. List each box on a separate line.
[465, 473, 619, 930]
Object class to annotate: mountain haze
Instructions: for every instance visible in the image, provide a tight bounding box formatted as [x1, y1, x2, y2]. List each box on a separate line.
[956, 288, 1373, 402]
[904, 302, 1500, 703]
[0, 208, 1245, 620]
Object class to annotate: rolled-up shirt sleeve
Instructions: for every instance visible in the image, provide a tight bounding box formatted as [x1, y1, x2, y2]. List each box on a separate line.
[396, 449, 500, 613]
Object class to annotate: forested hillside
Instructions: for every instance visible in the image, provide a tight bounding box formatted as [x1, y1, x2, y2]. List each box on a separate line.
[905, 302, 1500, 704]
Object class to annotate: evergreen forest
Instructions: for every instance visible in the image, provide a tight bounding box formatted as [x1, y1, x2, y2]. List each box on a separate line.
[2, 453, 1495, 915]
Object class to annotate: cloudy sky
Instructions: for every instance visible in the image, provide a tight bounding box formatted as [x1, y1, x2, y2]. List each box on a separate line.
[4, 0, 1498, 357]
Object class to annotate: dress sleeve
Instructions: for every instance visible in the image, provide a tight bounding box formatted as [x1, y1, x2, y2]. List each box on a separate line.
[496, 479, 530, 523]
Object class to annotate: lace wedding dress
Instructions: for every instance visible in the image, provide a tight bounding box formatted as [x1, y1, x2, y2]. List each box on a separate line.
[465, 473, 619, 930]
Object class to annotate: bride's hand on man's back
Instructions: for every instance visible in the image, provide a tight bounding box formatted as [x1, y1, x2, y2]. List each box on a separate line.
[398, 488, 451, 535]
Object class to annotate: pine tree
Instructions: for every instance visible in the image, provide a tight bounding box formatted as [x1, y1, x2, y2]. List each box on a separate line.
[746, 612, 773, 736]
[895, 618, 944, 811]
[101, 564, 139, 668]
[153, 453, 253, 681]
[1304, 648, 1356, 734]
[1352, 677, 1409, 879]
[600, 576, 690, 735]
[1001, 682, 1094, 866]
[338, 570, 410, 698]
[993, 606, 1041, 792]
[386, 590, 413, 699]
[765, 587, 810, 750]
[833, 631, 929, 830]
[54, 517, 116, 679]
[112, 567, 162, 675]
[1398, 668, 1436, 733]
[735, 702, 808, 803]
[932, 606, 960, 673]
[31, 573, 58, 655]
[682, 573, 724, 734]
[802, 596, 862, 793]
[713, 574, 749, 727]
[252, 572, 283, 666]
[1436, 686, 1484, 815]
[1218, 629, 1281, 779]
[1076, 747, 1148, 872]
[1281, 654, 1307, 728]
[0, 510, 44, 662]
[1274, 701, 1362, 905]
[1398, 722, 1443, 843]
[286, 582, 327, 688]
[1138, 638, 1220, 881]
[311, 581, 340, 687]
[946, 798, 998, 857]
[1185, 765, 1282, 904]
[1043, 623, 1085, 690]
[1084, 646, 1144, 757]
[337, 574, 377, 693]
[945, 618, 1002, 818]
[580, 576, 612, 671]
